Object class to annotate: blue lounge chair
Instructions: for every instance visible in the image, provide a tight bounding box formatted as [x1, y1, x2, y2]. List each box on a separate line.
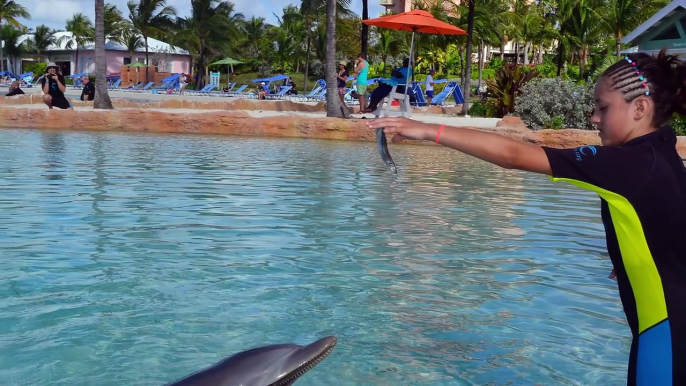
[265, 86, 291, 99]
[410, 82, 427, 107]
[108, 78, 122, 90]
[430, 82, 458, 106]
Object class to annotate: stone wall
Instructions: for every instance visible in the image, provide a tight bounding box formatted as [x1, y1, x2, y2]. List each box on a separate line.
[1, 97, 684, 158]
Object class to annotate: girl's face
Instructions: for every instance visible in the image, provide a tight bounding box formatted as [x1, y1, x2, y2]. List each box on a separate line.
[591, 77, 639, 146]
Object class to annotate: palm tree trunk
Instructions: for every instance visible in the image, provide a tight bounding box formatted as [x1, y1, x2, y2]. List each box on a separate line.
[461, 0, 475, 115]
[197, 50, 206, 90]
[361, 0, 369, 57]
[94, 0, 113, 109]
[556, 37, 564, 77]
[477, 41, 483, 95]
[0, 22, 4, 72]
[144, 32, 150, 83]
[615, 36, 621, 57]
[524, 42, 531, 64]
[325, 0, 348, 118]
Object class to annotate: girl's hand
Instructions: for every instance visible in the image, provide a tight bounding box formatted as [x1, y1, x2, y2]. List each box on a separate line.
[365, 117, 436, 143]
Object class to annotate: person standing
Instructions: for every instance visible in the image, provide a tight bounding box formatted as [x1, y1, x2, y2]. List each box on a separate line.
[425, 69, 435, 105]
[41, 62, 72, 110]
[337, 61, 349, 107]
[352, 53, 369, 114]
[80, 75, 95, 101]
[179, 73, 188, 95]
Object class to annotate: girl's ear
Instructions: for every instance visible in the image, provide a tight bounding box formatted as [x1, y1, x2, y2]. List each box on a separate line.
[633, 96, 652, 121]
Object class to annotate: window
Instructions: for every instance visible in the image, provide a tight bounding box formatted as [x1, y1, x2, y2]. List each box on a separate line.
[123, 57, 131, 65]
[651, 24, 681, 41]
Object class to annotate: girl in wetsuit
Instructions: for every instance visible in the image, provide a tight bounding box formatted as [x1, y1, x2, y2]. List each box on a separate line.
[366, 48, 686, 385]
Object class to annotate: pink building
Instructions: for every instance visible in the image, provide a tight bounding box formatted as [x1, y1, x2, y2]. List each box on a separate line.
[15, 31, 192, 76]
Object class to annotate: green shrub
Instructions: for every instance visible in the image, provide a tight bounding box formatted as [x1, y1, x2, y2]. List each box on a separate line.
[24, 62, 47, 76]
[671, 113, 686, 136]
[534, 62, 557, 78]
[514, 77, 595, 130]
[468, 101, 497, 117]
[485, 65, 539, 117]
[545, 116, 565, 130]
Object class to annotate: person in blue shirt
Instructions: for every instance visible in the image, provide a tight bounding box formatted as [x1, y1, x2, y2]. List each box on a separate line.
[360, 57, 413, 113]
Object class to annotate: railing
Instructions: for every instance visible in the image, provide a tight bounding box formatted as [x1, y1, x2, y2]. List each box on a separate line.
[379, 0, 394, 5]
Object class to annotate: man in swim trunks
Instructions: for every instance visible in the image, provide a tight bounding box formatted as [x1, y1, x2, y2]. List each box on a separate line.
[41, 62, 72, 110]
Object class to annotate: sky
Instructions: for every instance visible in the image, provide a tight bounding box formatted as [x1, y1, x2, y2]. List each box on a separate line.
[16, 0, 386, 32]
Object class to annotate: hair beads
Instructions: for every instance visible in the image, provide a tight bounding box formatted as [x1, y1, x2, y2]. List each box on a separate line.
[625, 56, 650, 96]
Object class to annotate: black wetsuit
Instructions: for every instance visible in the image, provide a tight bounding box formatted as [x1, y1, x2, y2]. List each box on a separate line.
[41, 74, 71, 109]
[543, 126, 686, 385]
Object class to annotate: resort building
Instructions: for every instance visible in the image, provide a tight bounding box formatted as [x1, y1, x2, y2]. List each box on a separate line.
[622, 0, 686, 56]
[12, 31, 192, 76]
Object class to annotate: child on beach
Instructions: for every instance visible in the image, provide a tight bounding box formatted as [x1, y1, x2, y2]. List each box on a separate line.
[366, 48, 686, 385]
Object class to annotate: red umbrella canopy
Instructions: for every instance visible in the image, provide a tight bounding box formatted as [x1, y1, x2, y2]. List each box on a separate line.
[362, 9, 466, 35]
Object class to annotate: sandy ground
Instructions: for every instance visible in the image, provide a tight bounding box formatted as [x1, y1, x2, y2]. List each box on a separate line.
[5, 86, 501, 128]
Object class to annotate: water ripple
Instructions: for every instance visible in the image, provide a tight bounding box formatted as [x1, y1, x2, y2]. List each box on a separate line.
[0, 129, 629, 385]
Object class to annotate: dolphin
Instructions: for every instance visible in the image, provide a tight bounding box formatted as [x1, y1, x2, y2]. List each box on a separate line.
[164, 336, 337, 386]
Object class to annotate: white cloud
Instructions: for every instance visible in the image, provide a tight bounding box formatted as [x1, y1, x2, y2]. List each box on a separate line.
[17, 0, 385, 31]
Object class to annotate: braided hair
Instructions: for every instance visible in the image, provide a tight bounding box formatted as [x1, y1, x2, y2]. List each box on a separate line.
[601, 48, 686, 127]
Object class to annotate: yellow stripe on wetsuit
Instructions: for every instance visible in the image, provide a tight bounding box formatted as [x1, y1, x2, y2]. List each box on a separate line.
[550, 177, 668, 333]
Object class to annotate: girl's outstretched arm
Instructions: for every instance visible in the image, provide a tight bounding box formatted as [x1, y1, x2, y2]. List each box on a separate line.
[366, 117, 552, 175]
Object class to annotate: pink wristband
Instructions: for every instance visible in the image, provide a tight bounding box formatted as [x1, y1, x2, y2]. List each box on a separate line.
[435, 124, 445, 144]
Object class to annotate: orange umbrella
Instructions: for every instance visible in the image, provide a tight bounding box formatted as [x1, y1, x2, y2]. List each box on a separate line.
[362, 9, 466, 35]
[362, 10, 467, 91]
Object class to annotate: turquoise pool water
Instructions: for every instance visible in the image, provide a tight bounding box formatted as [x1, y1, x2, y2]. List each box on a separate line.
[0, 129, 629, 385]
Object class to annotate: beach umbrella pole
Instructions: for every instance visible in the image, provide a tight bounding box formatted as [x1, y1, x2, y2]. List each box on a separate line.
[404, 29, 416, 102]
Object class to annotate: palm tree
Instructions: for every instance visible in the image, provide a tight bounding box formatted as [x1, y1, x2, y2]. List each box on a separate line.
[94, 0, 113, 109]
[569, 0, 603, 78]
[0, 24, 21, 72]
[467, 0, 508, 91]
[31, 24, 56, 62]
[273, 5, 305, 71]
[603, 0, 667, 57]
[277, 5, 307, 71]
[325, 0, 348, 117]
[174, 0, 242, 90]
[123, 29, 144, 60]
[127, 0, 176, 82]
[371, 29, 403, 76]
[0, 0, 30, 71]
[63, 13, 95, 74]
[240, 16, 273, 72]
[104, 3, 130, 44]
[300, 0, 351, 93]
[554, 0, 575, 76]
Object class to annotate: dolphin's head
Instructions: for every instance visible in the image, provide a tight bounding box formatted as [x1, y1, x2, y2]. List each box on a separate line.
[166, 336, 337, 386]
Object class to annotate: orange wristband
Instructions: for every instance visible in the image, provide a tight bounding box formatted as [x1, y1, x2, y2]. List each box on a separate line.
[435, 124, 445, 144]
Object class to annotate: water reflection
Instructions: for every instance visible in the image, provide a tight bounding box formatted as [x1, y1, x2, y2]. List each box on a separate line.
[0, 129, 630, 386]
[40, 131, 66, 180]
